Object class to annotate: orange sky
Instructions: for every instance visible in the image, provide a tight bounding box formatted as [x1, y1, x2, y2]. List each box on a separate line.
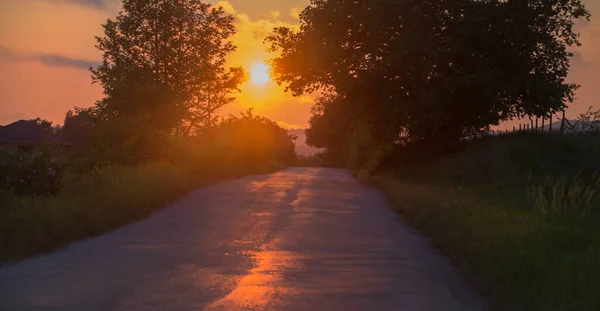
[0, 0, 599, 128]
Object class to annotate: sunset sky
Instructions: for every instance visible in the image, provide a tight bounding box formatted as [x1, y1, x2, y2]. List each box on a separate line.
[1, 0, 599, 128]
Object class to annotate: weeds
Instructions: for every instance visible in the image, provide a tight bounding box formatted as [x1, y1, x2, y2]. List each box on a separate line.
[366, 133, 600, 310]
[527, 173, 600, 217]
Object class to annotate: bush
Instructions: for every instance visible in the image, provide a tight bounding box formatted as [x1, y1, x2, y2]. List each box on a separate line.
[0, 151, 62, 197]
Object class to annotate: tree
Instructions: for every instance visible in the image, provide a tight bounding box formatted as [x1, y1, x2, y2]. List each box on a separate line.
[305, 94, 353, 163]
[91, 0, 245, 135]
[63, 107, 97, 152]
[187, 67, 247, 133]
[206, 109, 297, 166]
[268, 0, 590, 152]
[25, 118, 53, 132]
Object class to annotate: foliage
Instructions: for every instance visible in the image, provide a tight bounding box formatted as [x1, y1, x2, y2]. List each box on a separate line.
[305, 94, 353, 164]
[0, 153, 286, 264]
[373, 175, 600, 311]
[90, 0, 244, 146]
[527, 173, 600, 217]
[0, 0, 298, 266]
[269, 0, 590, 156]
[567, 106, 600, 133]
[204, 109, 297, 167]
[0, 150, 62, 197]
[23, 118, 54, 133]
[62, 107, 97, 153]
[345, 121, 392, 177]
[366, 133, 600, 310]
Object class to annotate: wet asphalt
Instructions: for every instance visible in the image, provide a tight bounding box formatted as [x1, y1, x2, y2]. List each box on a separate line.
[0, 168, 485, 311]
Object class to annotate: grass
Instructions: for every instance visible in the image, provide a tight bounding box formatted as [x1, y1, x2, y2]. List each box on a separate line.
[0, 160, 285, 265]
[366, 132, 600, 311]
[527, 173, 600, 217]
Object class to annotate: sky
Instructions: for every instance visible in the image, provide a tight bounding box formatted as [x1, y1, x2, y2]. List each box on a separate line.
[0, 0, 599, 128]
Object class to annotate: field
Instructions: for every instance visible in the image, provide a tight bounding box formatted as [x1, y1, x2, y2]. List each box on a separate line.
[368, 132, 600, 311]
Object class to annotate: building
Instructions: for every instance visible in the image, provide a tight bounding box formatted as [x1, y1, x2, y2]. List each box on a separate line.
[0, 120, 70, 154]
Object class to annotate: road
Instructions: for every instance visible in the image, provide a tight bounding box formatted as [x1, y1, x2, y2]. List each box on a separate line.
[0, 168, 485, 311]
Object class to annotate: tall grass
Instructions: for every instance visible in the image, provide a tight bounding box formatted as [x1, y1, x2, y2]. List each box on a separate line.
[527, 173, 600, 217]
[372, 175, 600, 311]
[366, 133, 600, 310]
[0, 162, 190, 263]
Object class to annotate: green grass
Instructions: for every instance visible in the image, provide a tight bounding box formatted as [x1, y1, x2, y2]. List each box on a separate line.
[367, 133, 600, 311]
[0, 160, 284, 265]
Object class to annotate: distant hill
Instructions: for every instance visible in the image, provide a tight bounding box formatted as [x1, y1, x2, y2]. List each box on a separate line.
[289, 129, 322, 156]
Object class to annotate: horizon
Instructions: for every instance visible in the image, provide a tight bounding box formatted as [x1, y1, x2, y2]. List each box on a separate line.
[1, 0, 599, 128]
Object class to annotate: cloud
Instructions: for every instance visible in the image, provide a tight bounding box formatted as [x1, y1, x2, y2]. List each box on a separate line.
[290, 7, 302, 20]
[49, 0, 118, 10]
[0, 46, 99, 70]
[215, 1, 236, 14]
[269, 11, 281, 20]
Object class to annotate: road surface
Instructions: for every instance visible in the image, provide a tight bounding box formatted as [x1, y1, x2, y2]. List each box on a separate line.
[0, 168, 485, 311]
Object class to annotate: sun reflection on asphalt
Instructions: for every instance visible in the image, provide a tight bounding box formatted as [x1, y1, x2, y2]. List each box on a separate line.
[205, 248, 299, 310]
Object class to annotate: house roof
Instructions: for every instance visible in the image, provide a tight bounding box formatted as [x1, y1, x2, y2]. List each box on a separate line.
[0, 120, 66, 144]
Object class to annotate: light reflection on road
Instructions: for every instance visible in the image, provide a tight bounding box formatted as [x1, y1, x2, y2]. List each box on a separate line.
[205, 249, 300, 310]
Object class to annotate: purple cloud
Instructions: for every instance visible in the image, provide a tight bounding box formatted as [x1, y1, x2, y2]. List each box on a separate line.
[0, 46, 99, 70]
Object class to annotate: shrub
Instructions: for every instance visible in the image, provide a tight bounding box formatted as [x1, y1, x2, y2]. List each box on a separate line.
[0, 150, 62, 197]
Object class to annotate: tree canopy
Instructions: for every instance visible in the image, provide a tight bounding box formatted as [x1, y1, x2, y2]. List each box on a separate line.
[268, 0, 590, 150]
[91, 0, 245, 136]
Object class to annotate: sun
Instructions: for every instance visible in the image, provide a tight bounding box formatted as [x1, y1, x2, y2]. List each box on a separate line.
[249, 62, 270, 85]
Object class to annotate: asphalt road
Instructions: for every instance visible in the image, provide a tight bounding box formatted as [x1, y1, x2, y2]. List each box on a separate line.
[0, 168, 485, 311]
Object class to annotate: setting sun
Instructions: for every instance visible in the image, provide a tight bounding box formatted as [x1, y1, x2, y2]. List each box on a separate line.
[250, 62, 270, 85]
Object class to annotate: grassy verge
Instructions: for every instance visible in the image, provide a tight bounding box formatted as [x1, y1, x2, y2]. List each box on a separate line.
[371, 175, 600, 311]
[364, 133, 600, 311]
[0, 161, 284, 265]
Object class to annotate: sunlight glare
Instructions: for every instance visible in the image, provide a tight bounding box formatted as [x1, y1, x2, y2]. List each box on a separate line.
[250, 62, 270, 85]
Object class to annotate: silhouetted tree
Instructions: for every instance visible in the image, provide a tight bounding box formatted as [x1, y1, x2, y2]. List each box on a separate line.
[91, 0, 244, 135]
[206, 109, 297, 166]
[63, 107, 97, 151]
[268, 0, 590, 153]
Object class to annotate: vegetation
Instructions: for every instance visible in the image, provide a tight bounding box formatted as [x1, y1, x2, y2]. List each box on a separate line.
[91, 0, 245, 138]
[0, 151, 62, 197]
[366, 133, 600, 311]
[0, 112, 294, 264]
[269, 0, 589, 157]
[270, 0, 596, 309]
[0, 0, 296, 264]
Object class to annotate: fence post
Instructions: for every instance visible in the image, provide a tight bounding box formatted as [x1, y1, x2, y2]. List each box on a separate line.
[542, 117, 545, 134]
[560, 110, 566, 134]
[549, 114, 553, 135]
